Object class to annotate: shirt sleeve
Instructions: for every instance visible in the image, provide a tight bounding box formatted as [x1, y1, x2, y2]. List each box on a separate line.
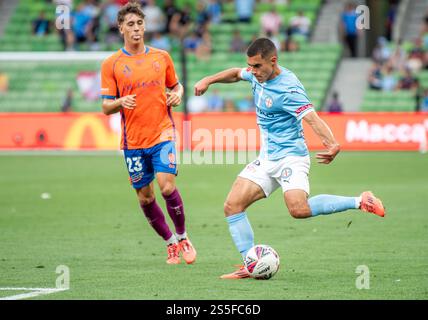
[100, 59, 117, 100]
[240, 67, 253, 82]
[283, 89, 314, 120]
[164, 52, 179, 88]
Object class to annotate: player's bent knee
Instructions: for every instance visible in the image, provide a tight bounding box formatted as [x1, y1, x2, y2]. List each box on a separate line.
[223, 200, 244, 217]
[288, 206, 311, 219]
[160, 183, 176, 196]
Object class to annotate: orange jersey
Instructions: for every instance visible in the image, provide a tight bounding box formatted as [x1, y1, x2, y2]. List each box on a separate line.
[101, 46, 179, 149]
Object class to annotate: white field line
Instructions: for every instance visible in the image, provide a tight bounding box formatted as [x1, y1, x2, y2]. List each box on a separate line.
[0, 287, 68, 300]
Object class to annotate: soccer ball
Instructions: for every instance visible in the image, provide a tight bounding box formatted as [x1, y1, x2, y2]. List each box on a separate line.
[244, 244, 280, 280]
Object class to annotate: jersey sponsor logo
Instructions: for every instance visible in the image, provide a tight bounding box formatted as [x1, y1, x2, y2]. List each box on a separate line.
[130, 172, 144, 183]
[281, 167, 292, 182]
[295, 104, 313, 115]
[152, 61, 160, 72]
[256, 106, 277, 118]
[123, 79, 162, 91]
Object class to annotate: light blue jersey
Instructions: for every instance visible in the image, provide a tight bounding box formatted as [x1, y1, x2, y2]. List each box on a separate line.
[240, 66, 314, 160]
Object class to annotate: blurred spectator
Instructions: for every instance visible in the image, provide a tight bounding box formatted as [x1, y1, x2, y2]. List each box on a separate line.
[397, 68, 419, 91]
[195, 2, 210, 31]
[389, 39, 407, 72]
[235, 0, 255, 23]
[183, 31, 201, 52]
[169, 5, 192, 39]
[327, 92, 343, 113]
[266, 31, 281, 51]
[420, 88, 428, 112]
[142, 0, 166, 41]
[207, 89, 224, 111]
[224, 99, 237, 112]
[102, 0, 120, 47]
[421, 11, 428, 49]
[407, 38, 427, 73]
[236, 96, 255, 112]
[385, 0, 398, 41]
[61, 88, 73, 112]
[368, 62, 383, 90]
[32, 11, 50, 36]
[163, 0, 180, 34]
[372, 37, 392, 64]
[230, 29, 247, 53]
[71, 3, 93, 48]
[188, 95, 208, 112]
[207, 0, 222, 25]
[195, 31, 212, 61]
[341, 2, 359, 58]
[260, 6, 282, 35]
[283, 28, 299, 52]
[81, 0, 101, 49]
[289, 11, 311, 38]
[381, 65, 397, 91]
[150, 32, 171, 51]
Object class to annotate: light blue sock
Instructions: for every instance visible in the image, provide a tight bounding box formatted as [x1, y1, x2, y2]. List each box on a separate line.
[309, 194, 360, 217]
[226, 212, 254, 259]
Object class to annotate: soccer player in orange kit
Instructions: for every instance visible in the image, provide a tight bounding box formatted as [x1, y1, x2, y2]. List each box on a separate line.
[100, 2, 196, 265]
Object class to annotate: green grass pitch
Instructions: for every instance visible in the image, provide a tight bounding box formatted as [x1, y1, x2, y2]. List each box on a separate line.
[0, 152, 427, 299]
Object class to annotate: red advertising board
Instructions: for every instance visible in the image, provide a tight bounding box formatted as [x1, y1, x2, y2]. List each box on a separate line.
[0, 112, 427, 151]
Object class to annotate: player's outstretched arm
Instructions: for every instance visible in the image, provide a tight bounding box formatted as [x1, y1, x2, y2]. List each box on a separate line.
[102, 94, 136, 115]
[194, 68, 242, 96]
[303, 111, 340, 164]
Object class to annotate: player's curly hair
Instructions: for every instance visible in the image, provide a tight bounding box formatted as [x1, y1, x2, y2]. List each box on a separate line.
[117, 1, 146, 25]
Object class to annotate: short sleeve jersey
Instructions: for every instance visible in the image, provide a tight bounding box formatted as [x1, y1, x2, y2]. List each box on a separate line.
[240, 66, 314, 160]
[101, 47, 179, 150]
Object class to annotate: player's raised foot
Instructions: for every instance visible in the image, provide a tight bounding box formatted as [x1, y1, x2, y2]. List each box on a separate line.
[166, 243, 181, 264]
[179, 238, 197, 264]
[220, 265, 250, 279]
[360, 191, 385, 217]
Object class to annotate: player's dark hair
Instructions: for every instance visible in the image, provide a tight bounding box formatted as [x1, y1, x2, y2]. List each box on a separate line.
[247, 38, 277, 60]
[117, 1, 145, 25]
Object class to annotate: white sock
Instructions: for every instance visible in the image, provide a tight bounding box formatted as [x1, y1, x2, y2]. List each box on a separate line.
[176, 232, 187, 241]
[166, 234, 178, 246]
[355, 196, 362, 209]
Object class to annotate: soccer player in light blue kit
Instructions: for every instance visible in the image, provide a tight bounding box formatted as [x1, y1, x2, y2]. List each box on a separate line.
[194, 38, 385, 279]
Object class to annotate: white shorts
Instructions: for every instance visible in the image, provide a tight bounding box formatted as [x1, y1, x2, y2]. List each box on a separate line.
[238, 155, 310, 197]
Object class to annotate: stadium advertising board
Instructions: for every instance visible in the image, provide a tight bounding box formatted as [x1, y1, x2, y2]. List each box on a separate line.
[0, 112, 427, 151]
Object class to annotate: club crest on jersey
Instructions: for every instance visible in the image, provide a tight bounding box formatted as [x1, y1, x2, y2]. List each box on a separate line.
[281, 167, 292, 182]
[264, 95, 273, 108]
[168, 153, 176, 164]
[152, 61, 160, 72]
[123, 65, 132, 78]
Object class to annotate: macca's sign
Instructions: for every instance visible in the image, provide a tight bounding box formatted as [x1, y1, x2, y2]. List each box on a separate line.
[346, 120, 428, 144]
